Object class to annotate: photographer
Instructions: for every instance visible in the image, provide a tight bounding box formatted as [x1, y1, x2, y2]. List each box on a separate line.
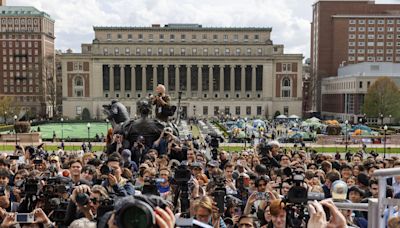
[152, 84, 172, 122]
[65, 184, 109, 226]
[101, 153, 135, 196]
[244, 175, 272, 216]
[193, 196, 226, 228]
[131, 135, 148, 164]
[0, 208, 55, 228]
[153, 127, 177, 156]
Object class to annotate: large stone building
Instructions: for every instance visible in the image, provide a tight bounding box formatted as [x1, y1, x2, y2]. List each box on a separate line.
[322, 62, 400, 123]
[61, 24, 303, 119]
[310, 0, 400, 113]
[0, 5, 56, 118]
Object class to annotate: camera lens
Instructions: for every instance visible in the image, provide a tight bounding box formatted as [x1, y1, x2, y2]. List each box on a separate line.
[100, 165, 111, 175]
[118, 201, 154, 228]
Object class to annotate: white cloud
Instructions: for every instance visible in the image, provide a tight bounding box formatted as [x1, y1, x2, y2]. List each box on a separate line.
[7, 0, 398, 59]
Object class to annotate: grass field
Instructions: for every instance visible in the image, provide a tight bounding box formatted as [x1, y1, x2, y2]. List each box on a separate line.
[0, 144, 105, 152]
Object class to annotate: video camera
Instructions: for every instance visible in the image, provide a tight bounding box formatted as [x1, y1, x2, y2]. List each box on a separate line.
[282, 167, 324, 227]
[211, 175, 226, 214]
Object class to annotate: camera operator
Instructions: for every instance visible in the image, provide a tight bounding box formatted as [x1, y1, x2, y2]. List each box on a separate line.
[48, 155, 63, 176]
[105, 132, 129, 155]
[153, 127, 177, 156]
[157, 168, 173, 201]
[131, 135, 148, 165]
[244, 175, 273, 216]
[120, 149, 138, 173]
[101, 153, 135, 196]
[65, 184, 109, 226]
[152, 84, 172, 122]
[193, 196, 227, 228]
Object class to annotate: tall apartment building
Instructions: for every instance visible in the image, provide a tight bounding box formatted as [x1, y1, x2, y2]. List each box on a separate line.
[61, 24, 303, 119]
[310, 0, 400, 113]
[0, 5, 55, 118]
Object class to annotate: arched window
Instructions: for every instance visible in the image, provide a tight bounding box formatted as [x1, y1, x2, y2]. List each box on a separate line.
[73, 76, 84, 97]
[75, 76, 83, 86]
[281, 77, 291, 98]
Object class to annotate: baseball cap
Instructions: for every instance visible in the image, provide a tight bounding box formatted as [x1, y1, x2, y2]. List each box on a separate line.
[49, 155, 60, 163]
[191, 162, 203, 169]
[207, 160, 220, 168]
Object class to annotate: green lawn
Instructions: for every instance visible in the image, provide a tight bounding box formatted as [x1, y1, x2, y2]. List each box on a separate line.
[0, 144, 105, 152]
[220, 146, 400, 154]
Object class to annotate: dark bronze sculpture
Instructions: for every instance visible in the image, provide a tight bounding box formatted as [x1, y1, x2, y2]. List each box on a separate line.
[103, 98, 177, 148]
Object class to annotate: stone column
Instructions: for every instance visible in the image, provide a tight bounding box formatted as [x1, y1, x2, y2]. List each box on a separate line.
[209, 65, 213, 96]
[153, 65, 157, 92]
[220, 65, 224, 94]
[230, 65, 235, 94]
[241, 65, 245, 95]
[175, 65, 180, 96]
[121, 65, 125, 97]
[163, 65, 169, 91]
[252, 65, 256, 94]
[187, 65, 191, 96]
[141, 64, 146, 96]
[131, 65, 135, 94]
[110, 65, 114, 98]
[198, 65, 202, 94]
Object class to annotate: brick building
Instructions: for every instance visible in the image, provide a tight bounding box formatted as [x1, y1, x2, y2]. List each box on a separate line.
[310, 0, 400, 114]
[0, 5, 55, 118]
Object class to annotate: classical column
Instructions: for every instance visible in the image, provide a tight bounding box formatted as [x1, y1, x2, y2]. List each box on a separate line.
[252, 65, 256, 94]
[175, 65, 180, 96]
[121, 65, 125, 97]
[209, 65, 213, 96]
[153, 65, 157, 92]
[187, 65, 191, 96]
[131, 65, 135, 94]
[198, 65, 202, 93]
[163, 65, 169, 91]
[110, 65, 114, 97]
[141, 64, 146, 96]
[219, 65, 224, 94]
[230, 65, 235, 94]
[241, 65, 245, 95]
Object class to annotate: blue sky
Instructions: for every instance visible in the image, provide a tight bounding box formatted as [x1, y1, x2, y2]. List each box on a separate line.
[7, 0, 400, 59]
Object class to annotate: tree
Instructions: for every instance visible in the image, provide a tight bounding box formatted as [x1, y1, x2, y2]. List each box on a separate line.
[363, 77, 400, 119]
[0, 97, 21, 124]
[274, 111, 281, 118]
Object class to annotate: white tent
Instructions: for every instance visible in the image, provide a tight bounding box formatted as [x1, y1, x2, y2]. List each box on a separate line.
[289, 115, 300, 119]
[275, 114, 288, 119]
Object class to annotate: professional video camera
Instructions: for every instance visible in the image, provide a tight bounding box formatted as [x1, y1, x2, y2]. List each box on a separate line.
[14, 178, 40, 196]
[210, 175, 226, 214]
[112, 195, 168, 228]
[172, 164, 192, 216]
[282, 167, 324, 227]
[142, 177, 167, 195]
[207, 133, 224, 160]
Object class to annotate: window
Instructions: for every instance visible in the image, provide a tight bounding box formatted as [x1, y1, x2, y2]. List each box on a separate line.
[158, 48, 163, 55]
[214, 48, 219, 55]
[283, 106, 289, 116]
[223, 34, 228, 41]
[181, 34, 186, 41]
[128, 34, 132, 41]
[114, 48, 119, 55]
[138, 34, 143, 41]
[359, 19, 365, 24]
[281, 77, 291, 97]
[234, 34, 238, 41]
[203, 48, 208, 55]
[76, 106, 82, 115]
[388, 27, 394, 32]
[213, 34, 218, 41]
[117, 34, 122, 40]
[246, 106, 251, 115]
[348, 49, 355, 54]
[282, 63, 291, 72]
[235, 106, 240, 115]
[169, 48, 174, 55]
[247, 48, 251, 55]
[349, 19, 356, 24]
[357, 49, 365, 54]
[202, 34, 207, 41]
[159, 34, 164, 41]
[257, 106, 262, 115]
[125, 47, 130, 55]
[349, 27, 356, 32]
[359, 81, 363, 88]
[225, 48, 230, 55]
[147, 48, 152, 55]
[236, 48, 241, 56]
[349, 34, 356, 39]
[358, 27, 365, 32]
[170, 34, 175, 41]
[136, 48, 141, 55]
[192, 34, 196, 41]
[149, 34, 153, 41]
[257, 48, 262, 55]
[358, 34, 365, 39]
[378, 27, 384, 32]
[192, 48, 197, 55]
[203, 106, 208, 115]
[244, 34, 249, 41]
[74, 76, 84, 97]
[181, 48, 186, 55]
[378, 20, 384, 24]
[367, 42, 374, 46]
[368, 20, 375, 24]
[367, 34, 374, 39]
[107, 33, 111, 41]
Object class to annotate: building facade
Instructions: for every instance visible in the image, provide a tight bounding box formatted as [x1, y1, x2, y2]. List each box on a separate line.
[61, 24, 303, 119]
[0, 5, 55, 118]
[321, 62, 400, 123]
[311, 0, 400, 113]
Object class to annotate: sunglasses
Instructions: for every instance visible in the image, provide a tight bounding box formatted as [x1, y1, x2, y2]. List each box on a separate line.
[90, 198, 99, 204]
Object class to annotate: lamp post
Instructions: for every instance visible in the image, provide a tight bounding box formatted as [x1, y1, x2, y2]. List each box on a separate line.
[380, 113, 384, 126]
[193, 105, 196, 118]
[14, 115, 18, 146]
[345, 120, 349, 152]
[389, 115, 392, 125]
[176, 91, 182, 124]
[244, 117, 248, 148]
[3, 111, 6, 124]
[87, 123, 91, 143]
[60, 117, 64, 141]
[384, 125, 388, 159]
[105, 119, 109, 132]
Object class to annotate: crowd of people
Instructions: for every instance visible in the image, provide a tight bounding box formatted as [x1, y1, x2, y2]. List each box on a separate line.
[0, 85, 399, 228]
